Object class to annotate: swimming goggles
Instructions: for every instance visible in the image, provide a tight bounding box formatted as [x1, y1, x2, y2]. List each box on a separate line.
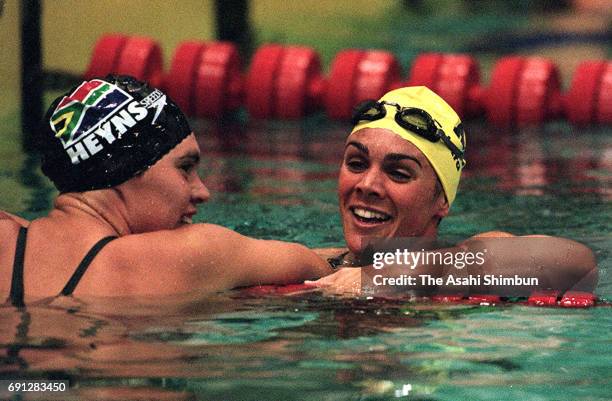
[351, 100, 466, 163]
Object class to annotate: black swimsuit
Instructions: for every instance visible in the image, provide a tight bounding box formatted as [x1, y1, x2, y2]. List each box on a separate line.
[7, 226, 117, 307]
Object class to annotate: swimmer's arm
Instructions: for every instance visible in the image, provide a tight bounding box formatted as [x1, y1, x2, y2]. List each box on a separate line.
[0, 210, 30, 226]
[365, 235, 597, 295]
[456, 235, 598, 294]
[118, 224, 333, 293]
[310, 236, 597, 296]
[234, 238, 334, 288]
[467, 230, 516, 239]
[195, 224, 333, 288]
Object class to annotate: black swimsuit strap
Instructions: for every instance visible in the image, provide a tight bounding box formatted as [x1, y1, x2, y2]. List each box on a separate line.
[9, 226, 28, 308]
[60, 236, 117, 296]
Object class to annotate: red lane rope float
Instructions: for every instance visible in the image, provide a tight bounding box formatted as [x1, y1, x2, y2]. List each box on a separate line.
[465, 295, 501, 305]
[351, 50, 402, 109]
[527, 290, 560, 306]
[245, 44, 284, 119]
[407, 53, 443, 89]
[565, 60, 611, 125]
[84, 34, 128, 80]
[242, 285, 601, 308]
[85, 34, 611, 126]
[274, 46, 322, 119]
[240, 283, 317, 296]
[194, 42, 242, 118]
[325, 50, 366, 120]
[559, 291, 596, 308]
[596, 62, 612, 124]
[408, 54, 611, 126]
[84, 34, 164, 88]
[407, 53, 481, 118]
[115, 36, 164, 89]
[514, 57, 561, 125]
[485, 56, 526, 126]
[165, 41, 206, 115]
[430, 294, 464, 303]
[325, 49, 403, 120]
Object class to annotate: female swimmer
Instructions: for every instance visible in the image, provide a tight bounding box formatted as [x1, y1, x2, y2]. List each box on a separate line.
[0, 75, 332, 306]
[311, 86, 597, 296]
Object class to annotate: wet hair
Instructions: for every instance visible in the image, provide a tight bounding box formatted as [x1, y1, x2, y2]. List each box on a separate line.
[37, 75, 191, 193]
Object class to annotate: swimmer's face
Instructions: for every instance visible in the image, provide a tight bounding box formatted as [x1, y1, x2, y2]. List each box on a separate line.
[118, 134, 210, 232]
[338, 128, 449, 254]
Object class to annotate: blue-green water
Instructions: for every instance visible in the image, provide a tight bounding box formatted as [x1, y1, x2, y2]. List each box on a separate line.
[1, 118, 610, 400]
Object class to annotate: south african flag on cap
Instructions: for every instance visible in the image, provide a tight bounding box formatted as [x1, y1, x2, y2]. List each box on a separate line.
[50, 79, 132, 148]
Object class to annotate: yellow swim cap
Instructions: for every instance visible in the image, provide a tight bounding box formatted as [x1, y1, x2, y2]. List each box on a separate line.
[350, 86, 466, 205]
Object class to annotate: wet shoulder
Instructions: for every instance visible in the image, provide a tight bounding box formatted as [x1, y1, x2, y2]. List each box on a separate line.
[107, 223, 242, 264]
[99, 223, 253, 280]
[81, 224, 240, 296]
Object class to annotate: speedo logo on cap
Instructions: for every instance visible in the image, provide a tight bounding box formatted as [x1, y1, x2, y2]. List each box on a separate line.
[50, 80, 166, 165]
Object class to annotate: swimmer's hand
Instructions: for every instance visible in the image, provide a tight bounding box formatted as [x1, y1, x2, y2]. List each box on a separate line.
[305, 267, 362, 295]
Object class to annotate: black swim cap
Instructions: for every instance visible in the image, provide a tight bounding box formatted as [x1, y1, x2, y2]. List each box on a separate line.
[38, 75, 191, 192]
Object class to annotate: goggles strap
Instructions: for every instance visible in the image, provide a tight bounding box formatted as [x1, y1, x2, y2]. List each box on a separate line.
[353, 100, 465, 164]
[436, 129, 465, 162]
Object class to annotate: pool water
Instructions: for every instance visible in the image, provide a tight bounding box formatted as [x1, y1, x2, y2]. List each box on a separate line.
[1, 117, 610, 400]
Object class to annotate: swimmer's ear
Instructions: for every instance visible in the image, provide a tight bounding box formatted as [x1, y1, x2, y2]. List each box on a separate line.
[433, 192, 450, 219]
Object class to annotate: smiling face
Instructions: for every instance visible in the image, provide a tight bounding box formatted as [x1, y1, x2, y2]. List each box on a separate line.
[338, 128, 449, 254]
[118, 134, 210, 233]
